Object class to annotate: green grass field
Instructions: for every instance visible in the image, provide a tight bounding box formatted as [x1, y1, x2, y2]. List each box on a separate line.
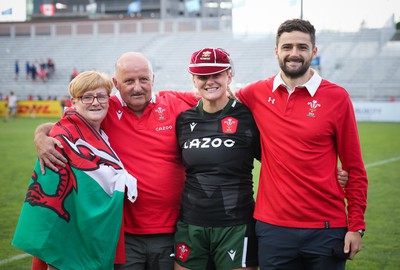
[0, 118, 399, 269]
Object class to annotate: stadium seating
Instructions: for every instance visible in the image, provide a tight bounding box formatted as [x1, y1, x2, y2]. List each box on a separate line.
[0, 19, 399, 101]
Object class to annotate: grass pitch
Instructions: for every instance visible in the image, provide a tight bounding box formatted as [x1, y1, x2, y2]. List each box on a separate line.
[0, 118, 399, 269]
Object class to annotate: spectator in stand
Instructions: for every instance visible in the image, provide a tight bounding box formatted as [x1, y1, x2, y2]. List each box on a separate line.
[14, 60, 20, 80]
[38, 68, 47, 83]
[60, 95, 71, 112]
[31, 61, 37, 82]
[25, 61, 31, 80]
[39, 59, 46, 71]
[36, 59, 47, 83]
[70, 68, 79, 82]
[47, 58, 55, 79]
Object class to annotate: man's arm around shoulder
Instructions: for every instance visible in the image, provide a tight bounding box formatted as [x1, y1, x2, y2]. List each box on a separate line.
[34, 123, 67, 174]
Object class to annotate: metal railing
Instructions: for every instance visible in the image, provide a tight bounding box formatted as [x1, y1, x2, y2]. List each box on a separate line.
[0, 17, 232, 37]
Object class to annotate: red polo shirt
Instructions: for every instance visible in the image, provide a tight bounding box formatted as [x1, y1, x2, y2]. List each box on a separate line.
[236, 72, 367, 232]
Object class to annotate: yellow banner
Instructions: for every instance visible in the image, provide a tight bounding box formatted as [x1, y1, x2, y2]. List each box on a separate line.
[0, 100, 63, 118]
[0, 101, 7, 116]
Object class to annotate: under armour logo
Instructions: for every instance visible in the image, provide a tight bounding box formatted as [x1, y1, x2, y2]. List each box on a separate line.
[228, 250, 236, 261]
[268, 97, 275, 104]
[190, 122, 197, 132]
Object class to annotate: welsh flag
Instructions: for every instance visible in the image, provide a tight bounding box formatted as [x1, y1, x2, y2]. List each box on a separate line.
[12, 110, 137, 270]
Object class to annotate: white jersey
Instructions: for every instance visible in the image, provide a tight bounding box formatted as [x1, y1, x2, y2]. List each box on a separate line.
[8, 95, 17, 108]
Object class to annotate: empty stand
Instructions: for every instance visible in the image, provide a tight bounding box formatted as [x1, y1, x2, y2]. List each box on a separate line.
[0, 19, 399, 101]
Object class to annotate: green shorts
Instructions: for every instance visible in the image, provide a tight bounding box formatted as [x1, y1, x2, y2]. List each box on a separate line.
[174, 220, 258, 270]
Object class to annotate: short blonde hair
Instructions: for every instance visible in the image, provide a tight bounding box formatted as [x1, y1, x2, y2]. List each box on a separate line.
[69, 70, 113, 98]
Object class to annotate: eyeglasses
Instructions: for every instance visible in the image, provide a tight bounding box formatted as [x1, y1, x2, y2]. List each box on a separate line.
[78, 94, 109, 104]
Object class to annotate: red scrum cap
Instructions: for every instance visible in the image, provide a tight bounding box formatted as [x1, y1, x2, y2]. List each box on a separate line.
[188, 47, 234, 76]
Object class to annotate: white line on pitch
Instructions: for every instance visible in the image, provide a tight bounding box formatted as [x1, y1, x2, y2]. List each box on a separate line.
[0, 253, 31, 265]
[365, 156, 400, 168]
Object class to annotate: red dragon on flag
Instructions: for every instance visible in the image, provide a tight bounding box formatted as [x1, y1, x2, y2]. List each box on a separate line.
[12, 110, 137, 270]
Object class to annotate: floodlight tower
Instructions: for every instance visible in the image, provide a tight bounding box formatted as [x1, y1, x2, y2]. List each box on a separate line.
[300, 0, 303, 19]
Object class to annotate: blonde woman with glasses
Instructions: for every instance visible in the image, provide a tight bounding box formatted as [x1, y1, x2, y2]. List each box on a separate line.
[13, 71, 138, 270]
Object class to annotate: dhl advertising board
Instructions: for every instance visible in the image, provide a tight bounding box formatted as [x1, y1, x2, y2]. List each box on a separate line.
[0, 101, 62, 118]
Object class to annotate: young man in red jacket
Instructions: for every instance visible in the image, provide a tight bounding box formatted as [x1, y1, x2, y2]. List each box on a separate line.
[236, 19, 368, 269]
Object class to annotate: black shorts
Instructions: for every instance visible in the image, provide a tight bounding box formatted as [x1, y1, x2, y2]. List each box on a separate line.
[114, 233, 174, 270]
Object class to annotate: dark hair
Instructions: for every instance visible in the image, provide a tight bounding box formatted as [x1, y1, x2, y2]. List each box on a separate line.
[276, 19, 316, 47]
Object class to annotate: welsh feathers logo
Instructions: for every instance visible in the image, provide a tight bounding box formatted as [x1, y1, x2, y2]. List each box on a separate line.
[221, 116, 238, 134]
[307, 100, 321, 118]
[200, 51, 212, 60]
[176, 243, 191, 262]
[154, 106, 167, 122]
